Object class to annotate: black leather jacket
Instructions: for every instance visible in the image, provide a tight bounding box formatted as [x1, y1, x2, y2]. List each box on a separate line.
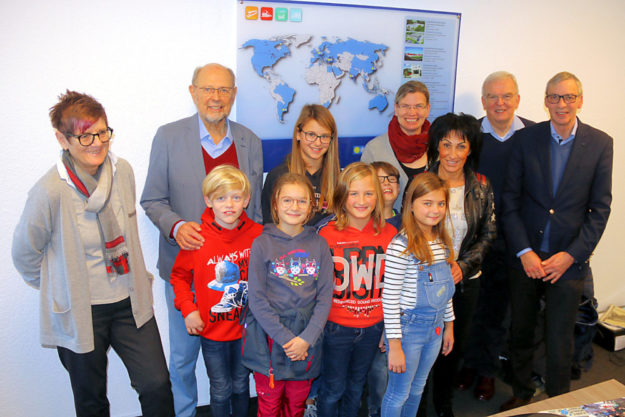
[430, 163, 497, 281]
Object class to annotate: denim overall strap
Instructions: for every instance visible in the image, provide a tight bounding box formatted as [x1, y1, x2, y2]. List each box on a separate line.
[404, 260, 455, 324]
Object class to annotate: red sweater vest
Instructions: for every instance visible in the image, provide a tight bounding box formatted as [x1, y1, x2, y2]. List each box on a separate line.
[202, 141, 239, 174]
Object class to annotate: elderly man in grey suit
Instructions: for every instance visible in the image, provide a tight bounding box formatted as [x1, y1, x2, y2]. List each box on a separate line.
[141, 63, 263, 417]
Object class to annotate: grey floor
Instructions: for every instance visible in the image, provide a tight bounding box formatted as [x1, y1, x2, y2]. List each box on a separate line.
[447, 344, 625, 417]
[196, 343, 625, 416]
[448, 344, 625, 417]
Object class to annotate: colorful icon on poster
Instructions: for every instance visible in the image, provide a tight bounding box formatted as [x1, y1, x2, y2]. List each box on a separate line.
[289, 8, 302, 22]
[261, 7, 273, 20]
[245, 6, 258, 20]
[275, 8, 288, 21]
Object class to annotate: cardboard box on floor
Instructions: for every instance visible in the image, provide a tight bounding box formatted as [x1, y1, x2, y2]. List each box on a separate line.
[595, 305, 625, 351]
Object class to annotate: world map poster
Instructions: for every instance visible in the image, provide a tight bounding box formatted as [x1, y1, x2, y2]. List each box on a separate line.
[236, 0, 461, 170]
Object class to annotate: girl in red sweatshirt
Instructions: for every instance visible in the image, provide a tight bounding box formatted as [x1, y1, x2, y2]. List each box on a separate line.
[317, 162, 398, 416]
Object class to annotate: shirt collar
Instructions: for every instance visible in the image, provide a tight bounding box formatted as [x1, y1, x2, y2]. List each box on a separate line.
[57, 150, 118, 189]
[197, 114, 232, 145]
[550, 119, 578, 145]
[481, 115, 525, 141]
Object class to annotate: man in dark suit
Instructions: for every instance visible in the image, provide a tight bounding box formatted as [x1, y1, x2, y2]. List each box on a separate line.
[141, 63, 263, 416]
[458, 71, 534, 402]
[500, 72, 612, 411]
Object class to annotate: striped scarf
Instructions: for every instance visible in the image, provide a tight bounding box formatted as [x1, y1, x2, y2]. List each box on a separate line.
[62, 151, 130, 276]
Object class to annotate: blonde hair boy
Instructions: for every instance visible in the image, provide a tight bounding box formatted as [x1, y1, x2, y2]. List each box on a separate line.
[202, 164, 251, 200]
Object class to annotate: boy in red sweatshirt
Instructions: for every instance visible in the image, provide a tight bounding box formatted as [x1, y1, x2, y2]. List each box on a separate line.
[171, 165, 263, 417]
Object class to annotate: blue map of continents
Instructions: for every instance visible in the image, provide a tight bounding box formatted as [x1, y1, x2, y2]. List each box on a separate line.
[241, 36, 389, 122]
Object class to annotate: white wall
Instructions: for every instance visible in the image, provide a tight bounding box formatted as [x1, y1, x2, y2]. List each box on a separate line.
[1, 0, 622, 415]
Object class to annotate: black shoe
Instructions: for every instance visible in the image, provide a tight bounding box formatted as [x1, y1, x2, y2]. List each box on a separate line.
[455, 367, 476, 391]
[474, 376, 495, 401]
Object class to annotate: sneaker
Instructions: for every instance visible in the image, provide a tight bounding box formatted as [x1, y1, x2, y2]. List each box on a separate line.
[304, 403, 317, 417]
[532, 374, 546, 397]
[212, 282, 247, 313]
[234, 281, 248, 306]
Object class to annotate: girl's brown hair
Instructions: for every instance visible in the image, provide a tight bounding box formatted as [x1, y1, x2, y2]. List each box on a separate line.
[401, 172, 454, 264]
[332, 162, 385, 234]
[288, 104, 339, 212]
[370, 161, 400, 179]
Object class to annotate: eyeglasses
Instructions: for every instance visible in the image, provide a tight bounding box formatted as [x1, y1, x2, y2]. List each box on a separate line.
[545, 94, 579, 104]
[378, 175, 399, 184]
[485, 94, 516, 103]
[397, 103, 428, 111]
[65, 127, 114, 147]
[279, 197, 311, 208]
[301, 131, 333, 144]
[194, 86, 234, 97]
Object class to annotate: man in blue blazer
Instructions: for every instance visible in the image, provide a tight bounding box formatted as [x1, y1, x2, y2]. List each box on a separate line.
[141, 63, 263, 416]
[500, 72, 612, 411]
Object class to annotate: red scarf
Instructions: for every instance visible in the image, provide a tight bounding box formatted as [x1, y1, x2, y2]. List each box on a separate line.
[388, 116, 430, 164]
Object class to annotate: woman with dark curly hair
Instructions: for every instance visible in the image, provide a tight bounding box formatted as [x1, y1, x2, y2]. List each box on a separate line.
[421, 113, 496, 417]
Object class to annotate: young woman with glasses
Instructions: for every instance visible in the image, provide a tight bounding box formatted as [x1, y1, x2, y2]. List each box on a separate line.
[261, 104, 340, 225]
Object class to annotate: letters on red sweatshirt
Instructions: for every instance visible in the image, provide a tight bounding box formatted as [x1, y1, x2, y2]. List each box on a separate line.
[171, 207, 263, 341]
[318, 219, 397, 328]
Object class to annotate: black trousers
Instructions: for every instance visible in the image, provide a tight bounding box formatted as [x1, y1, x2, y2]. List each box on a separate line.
[57, 297, 174, 417]
[463, 246, 510, 377]
[508, 265, 584, 399]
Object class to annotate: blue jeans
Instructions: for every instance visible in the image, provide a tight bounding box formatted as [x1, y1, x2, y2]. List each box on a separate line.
[165, 282, 201, 417]
[200, 337, 250, 417]
[382, 259, 454, 417]
[382, 312, 443, 417]
[317, 321, 384, 417]
[308, 375, 321, 399]
[367, 348, 388, 417]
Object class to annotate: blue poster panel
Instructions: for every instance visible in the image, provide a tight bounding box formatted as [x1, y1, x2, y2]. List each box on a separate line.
[236, 0, 461, 170]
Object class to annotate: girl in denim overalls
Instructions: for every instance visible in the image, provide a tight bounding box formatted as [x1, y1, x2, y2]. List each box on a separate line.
[381, 172, 456, 417]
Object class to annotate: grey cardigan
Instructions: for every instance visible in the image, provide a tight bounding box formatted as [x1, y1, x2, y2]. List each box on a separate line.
[12, 155, 154, 353]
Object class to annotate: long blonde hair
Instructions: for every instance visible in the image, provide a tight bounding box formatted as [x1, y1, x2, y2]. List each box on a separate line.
[288, 104, 339, 212]
[401, 172, 454, 264]
[333, 162, 385, 234]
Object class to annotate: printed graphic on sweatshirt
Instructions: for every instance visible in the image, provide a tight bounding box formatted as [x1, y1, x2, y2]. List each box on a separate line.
[208, 259, 249, 313]
[314, 190, 328, 210]
[271, 249, 320, 286]
[330, 244, 386, 317]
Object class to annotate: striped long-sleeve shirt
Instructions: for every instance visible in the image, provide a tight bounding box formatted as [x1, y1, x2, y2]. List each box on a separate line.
[382, 235, 455, 339]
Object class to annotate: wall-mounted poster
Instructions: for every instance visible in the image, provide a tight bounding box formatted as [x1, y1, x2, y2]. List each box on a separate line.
[236, 0, 461, 170]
